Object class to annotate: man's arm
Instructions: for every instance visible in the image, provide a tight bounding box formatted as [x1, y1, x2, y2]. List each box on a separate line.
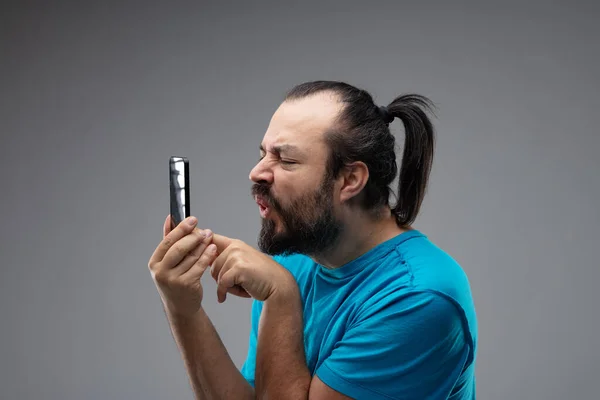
[254, 282, 312, 399]
[253, 283, 353, 400]
[166, 307, 255, 400]
[255, 289, 473, 400]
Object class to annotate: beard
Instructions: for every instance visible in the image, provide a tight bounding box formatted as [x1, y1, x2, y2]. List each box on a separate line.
[252, 171, 343, 257]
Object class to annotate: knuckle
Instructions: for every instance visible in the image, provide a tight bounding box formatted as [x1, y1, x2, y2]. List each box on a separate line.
[153, 269, 168, 283]
[155, 271, 181, 288]
[189, 238, 207, 256]
[202, 246, 215, 259]
[187, 229, 202, 243]
[198, 261, 210, 273]
[237, 269, 246, 282]
[188, 247, 201, 258]
[183, 221, 195, 231]
[197, 233, 208, 245]
[173, 243, 186, 254]
[166, 275, 179, 288]
[190, 253, 203, 265]
[187, 254, 200, 267]
[162, 237, 173, 248]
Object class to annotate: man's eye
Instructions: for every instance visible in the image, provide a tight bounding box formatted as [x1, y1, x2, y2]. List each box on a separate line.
[258, 154, 295, 165]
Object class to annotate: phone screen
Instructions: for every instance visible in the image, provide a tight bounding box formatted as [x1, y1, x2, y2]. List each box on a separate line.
[169, 156, 190, 229]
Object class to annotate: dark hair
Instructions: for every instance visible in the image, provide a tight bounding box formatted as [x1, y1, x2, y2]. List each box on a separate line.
[284, 81, 436, 228]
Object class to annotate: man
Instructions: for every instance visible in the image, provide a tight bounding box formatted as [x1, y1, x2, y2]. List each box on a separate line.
[148, 81, 477, 399]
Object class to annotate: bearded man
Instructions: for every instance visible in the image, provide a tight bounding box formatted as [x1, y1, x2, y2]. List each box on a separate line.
[148, 81, 477, 399]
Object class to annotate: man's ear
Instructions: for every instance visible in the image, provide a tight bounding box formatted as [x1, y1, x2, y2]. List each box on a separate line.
[338, 161, 369, 204]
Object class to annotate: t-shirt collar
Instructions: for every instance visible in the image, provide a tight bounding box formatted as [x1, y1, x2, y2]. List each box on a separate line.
[317, 229, 425, 280]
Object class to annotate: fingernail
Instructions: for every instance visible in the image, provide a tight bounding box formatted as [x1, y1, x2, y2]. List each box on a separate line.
[187, 216, 197, 226]
[205, 229, 212, 238]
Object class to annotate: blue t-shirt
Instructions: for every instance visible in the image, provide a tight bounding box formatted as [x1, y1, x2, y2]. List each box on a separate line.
[240, 229, 477, 399]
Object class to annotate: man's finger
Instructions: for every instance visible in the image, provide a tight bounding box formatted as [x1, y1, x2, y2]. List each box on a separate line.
[217, 269, 238, 303]
[211, 233, 234, 254]
[150, 216, 198, 265]
[181, 243, 218, 281]
[227, 286, 252, 299]
[216, 253, 234, 284]
[210, 245, 230, 282]
[171, 252, 200, 277]
[172, 229, 212, 276]
[163, 215, 172, 238]
[161, 228, 205, 269]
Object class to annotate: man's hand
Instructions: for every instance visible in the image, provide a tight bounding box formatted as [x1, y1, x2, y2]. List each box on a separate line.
[148, 215, 218, 318]
[208, 236, 297, 303]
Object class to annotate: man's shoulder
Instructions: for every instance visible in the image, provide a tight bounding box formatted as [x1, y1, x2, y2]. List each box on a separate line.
[363, 233, 478, 353]
[402, 235, 478, 354]
[271, 253, 318, 284]
[393, 233, 474, 303]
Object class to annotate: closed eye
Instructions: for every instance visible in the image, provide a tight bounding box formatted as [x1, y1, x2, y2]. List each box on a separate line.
[259, 154, 296, 166]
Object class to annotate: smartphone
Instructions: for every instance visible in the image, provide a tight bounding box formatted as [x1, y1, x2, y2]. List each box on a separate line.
[169, 156, 190, 229]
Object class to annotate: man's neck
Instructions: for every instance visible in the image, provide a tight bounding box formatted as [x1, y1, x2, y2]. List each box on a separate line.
[312, 208, 411, 270]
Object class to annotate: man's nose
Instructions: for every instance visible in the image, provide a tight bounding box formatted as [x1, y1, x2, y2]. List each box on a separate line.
[249, 159, 273, 184]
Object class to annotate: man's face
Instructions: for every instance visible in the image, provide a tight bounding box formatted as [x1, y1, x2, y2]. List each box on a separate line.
[249, 93, 345, 256]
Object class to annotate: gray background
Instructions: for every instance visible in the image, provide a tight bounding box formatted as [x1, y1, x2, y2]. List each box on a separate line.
[1, 1, 598, 399]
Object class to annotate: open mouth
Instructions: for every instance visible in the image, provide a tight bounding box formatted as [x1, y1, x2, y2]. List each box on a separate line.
[259, 204, 270, 217]
[255, 196, 271, 218]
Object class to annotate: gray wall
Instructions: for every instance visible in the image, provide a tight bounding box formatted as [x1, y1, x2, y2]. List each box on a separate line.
[1, 1, 598, 399]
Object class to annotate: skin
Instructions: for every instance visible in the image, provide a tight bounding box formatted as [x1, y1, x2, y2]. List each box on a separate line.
[148, 91, 409, 399]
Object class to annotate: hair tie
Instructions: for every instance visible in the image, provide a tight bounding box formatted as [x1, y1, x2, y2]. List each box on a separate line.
[378, 106, 395, 124]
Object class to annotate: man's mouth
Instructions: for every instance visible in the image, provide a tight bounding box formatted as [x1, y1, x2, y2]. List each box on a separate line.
[255, 195, 271, 218]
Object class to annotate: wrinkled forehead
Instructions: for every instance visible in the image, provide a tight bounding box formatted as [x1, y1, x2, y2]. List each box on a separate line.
[260, 92, 344, 157]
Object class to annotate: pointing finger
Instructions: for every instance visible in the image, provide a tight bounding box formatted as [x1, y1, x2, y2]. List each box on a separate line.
[210, 233, 234, 254]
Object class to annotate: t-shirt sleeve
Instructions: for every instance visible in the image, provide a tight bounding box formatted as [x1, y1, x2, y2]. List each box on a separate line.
[315, 291, 472, 400]
[239, 298, 262, 387]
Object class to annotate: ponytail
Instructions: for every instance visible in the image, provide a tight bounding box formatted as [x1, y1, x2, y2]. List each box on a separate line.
[386, 94, 436, 227]
[284, 81, 436, 228]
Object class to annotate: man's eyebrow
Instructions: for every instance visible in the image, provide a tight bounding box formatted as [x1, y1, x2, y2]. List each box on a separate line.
[259, 144, 304, 157]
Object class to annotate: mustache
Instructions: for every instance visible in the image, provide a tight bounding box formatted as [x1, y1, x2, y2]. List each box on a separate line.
[251, 183, 285, 214]
[252, 183, 274, 205]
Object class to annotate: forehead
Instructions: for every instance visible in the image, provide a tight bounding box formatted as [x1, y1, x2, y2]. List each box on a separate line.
[261, 92, 343, 156]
